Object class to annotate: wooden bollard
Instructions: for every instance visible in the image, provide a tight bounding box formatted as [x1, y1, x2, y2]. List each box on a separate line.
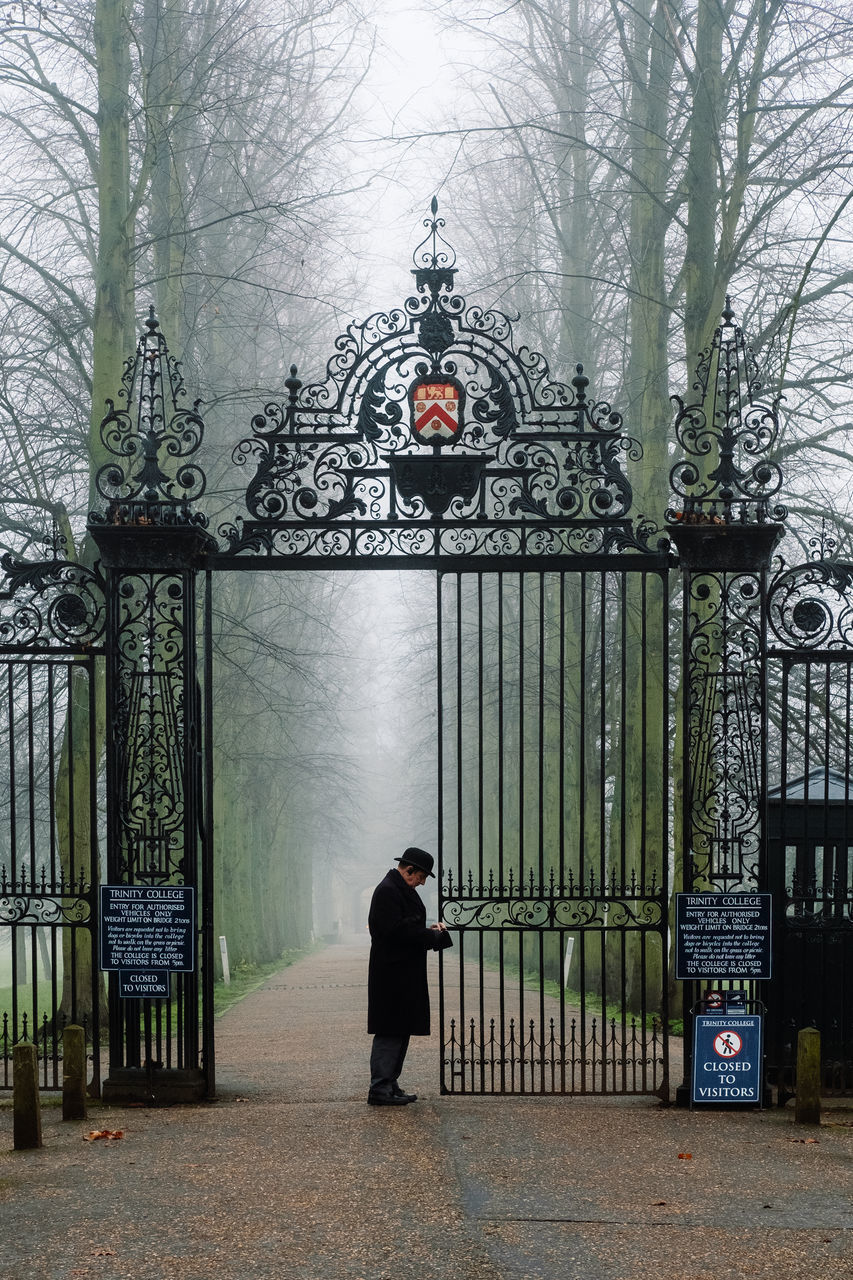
[13, 1043, 42, 1150]
[795, 1026, 821, 1125]
[62, 1025, 87, 1121]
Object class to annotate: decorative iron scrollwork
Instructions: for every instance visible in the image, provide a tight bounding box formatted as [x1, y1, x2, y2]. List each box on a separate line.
[442, 866, 664, 929]
[221, 201, 662, 561]
[683, 569, 764, 888]
[0, 540, 105, 648]
[111, 571, 194, 882]
[0, 862, 92, 926]
[442, 895, 664, 930]
[784, 875, 852, 926]
[768, 556, 853, 649]
[667, 300, 786, 527]
[89, 308, 209, 530]
[0, 892, 91, 925]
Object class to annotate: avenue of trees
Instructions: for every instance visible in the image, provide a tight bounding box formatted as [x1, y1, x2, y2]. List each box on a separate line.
[441, 0, 853, 531]
[3, 0, 853, 1031]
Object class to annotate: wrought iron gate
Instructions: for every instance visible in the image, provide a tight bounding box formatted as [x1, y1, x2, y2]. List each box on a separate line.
[212, 202, 674, 1098]
[764, 561, 853, 1094]
[0, 555, 105, 1090]
[437, 569, 670, 1095]
[5, 203, 852, 1104]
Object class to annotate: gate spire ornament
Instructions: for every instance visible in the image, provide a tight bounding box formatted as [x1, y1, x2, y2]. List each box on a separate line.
[668, 300, 786, 572]
[89, 307, 209, 534]
[412, 196, 457, 292]
[668, 299, 786, 526]
[411, 196, 458, 359]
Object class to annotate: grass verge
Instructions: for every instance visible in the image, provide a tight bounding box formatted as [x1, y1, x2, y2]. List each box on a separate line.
[482, 955, 670, 1033]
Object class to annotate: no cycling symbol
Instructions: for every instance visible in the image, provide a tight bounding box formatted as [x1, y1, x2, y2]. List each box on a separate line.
[713, 1030, 743, 1058]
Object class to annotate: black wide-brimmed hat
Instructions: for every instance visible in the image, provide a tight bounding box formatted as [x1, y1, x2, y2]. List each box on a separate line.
[395, 847, 435, 878]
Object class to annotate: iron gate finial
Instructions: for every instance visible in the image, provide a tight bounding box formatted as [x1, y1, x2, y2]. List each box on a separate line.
[412, 196, 457, 298]
[667, 302, 786, 528]
[89, 307, 209, 530]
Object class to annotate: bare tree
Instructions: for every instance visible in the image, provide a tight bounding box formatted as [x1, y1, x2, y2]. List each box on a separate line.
[0, 0, 373, 549]
[440, 0, 853, 522]
[0, 0, 379, 996]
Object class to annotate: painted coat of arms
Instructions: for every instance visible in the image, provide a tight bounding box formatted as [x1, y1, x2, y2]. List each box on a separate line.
[411, 380, 463, 444]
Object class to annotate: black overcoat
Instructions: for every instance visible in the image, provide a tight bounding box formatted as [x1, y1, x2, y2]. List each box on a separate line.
[367, 868, 452, 1036]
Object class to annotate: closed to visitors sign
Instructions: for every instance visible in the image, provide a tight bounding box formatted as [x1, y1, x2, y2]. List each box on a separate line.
[692, 1014, 763, 1104]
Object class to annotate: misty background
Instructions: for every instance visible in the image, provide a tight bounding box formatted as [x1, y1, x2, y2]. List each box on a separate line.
[2, 0, 853, 977]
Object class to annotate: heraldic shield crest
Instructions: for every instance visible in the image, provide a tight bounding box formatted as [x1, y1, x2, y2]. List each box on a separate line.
[410, 377, 464, 445]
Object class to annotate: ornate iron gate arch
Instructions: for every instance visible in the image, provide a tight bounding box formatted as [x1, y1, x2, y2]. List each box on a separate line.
[2, 201, 674, 1101]
[207, 200, 675, 1098]
[214, 201, 662, 570]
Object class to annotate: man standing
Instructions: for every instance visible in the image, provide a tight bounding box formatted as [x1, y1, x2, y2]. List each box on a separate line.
[367, 847, 452, 1106]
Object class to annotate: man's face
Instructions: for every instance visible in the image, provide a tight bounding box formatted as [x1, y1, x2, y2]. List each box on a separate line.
[400, 866, 428, 888]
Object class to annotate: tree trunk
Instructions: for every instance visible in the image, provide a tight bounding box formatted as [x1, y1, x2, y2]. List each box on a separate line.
[57, 0, 134, 1029]
[90, 0, 134, 509]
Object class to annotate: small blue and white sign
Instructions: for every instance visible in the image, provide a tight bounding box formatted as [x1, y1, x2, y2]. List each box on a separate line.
[692, 1014, 762, 1104]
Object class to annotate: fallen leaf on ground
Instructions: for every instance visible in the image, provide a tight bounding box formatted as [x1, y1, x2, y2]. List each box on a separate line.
[650, 1200, 667, 1205]
[83, 1129, 124, 1142]
[677, 1152, 692, 1160]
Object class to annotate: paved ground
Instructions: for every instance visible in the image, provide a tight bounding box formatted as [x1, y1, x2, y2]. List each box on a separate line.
[1, 940, 851, 1280]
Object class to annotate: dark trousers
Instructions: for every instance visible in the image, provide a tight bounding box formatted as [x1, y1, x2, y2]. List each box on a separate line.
[369, 1034, 411, 1096]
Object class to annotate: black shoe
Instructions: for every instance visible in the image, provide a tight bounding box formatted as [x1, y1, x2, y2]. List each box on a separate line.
[392, 1088, 418, 1102]
[367, 1091, 410, 1106]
